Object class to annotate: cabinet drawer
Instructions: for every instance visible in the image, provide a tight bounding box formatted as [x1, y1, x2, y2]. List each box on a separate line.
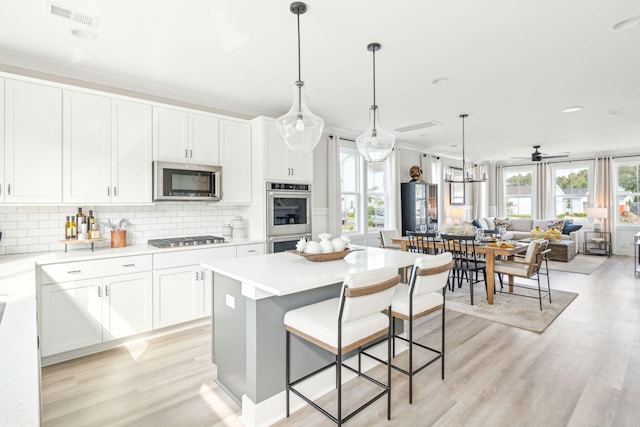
[40, 255, 152, 284]
[236, 243, 264, 258]
[153, 246, 236, 270]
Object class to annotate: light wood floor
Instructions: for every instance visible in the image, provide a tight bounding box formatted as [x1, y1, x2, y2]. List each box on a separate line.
[42, 255, 640, 426]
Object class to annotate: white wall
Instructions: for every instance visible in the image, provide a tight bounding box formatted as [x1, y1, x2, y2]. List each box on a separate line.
[0, 203, 242, 255]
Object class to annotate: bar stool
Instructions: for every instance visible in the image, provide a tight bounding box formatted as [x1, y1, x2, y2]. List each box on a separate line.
[284, 266, 400, 425]
[363, 253, 453, 404]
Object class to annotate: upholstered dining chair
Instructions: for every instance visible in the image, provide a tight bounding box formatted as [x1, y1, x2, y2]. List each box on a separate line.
[284, 266, 399, 425]
[379, 229, 402, 250]
[494, 238, 551, 310]
[440, 234, 487, 305]
[363, 253, 453, 404]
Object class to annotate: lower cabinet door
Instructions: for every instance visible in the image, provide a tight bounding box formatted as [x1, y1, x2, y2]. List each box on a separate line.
[41, 278, 103, 357]
[103, 272, 153, 341]
[153, 266, 199, 329]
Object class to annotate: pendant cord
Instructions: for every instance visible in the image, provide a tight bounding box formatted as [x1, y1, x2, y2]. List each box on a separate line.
[462, 114, 466, 178]
[296, 12, 301, 83]
[372, 47, 377, 132]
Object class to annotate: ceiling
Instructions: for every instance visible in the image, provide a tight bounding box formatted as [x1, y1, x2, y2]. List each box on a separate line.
[0, 0, 639, 163]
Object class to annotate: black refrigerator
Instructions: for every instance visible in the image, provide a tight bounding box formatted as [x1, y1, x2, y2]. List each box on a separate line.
[401, 182, 438, 236]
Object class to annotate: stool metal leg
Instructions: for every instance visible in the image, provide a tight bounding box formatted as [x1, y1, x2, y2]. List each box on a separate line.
[286, 330, 290, 417]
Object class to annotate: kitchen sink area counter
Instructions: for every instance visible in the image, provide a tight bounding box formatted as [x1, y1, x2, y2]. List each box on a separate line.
[202, 247, 422, 427]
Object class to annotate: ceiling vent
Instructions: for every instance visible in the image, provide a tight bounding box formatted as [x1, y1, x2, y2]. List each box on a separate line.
[47, 1, 99, 28]
[394, 121, 441, 133]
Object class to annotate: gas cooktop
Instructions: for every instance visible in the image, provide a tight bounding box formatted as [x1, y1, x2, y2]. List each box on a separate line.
[147, 235, 226, 248]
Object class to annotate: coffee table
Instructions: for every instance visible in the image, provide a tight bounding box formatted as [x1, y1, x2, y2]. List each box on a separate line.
[520, 238, 576, 262]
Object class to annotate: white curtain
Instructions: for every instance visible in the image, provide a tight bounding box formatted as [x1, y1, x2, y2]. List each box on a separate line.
[326, 135, 342, 237]
[595, 156, 615, 236]
[535, 162, 551, 218]
[472, 165, 488, 219]
[495, 165, 505, 217]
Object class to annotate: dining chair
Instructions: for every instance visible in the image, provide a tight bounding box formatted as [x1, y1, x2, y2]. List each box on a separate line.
[363, 253, 453, 404]
[284, 266, 399, 425]
[379, 229, 402, 250]
[440, 234, 487, 305]
[494, 238, 551, 310]
[406, 231, 440, 255]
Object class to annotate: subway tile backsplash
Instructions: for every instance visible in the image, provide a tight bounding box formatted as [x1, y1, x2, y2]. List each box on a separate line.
[0, 204, 242, 255]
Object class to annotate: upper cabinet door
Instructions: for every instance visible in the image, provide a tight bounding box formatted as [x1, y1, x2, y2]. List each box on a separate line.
[63, 91, 112, 203]
[153, 107, 219, 165]
[189, 113, 219, 165]
[112, 100, 152, 203]
[4, 79, 63, 203]
[219, 119, 251, 204]
[262, 117, 313, 182]
[152, 106, 188, 163]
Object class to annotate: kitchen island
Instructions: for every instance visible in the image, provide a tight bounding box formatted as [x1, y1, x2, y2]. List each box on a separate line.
[202, 247, 422, 427]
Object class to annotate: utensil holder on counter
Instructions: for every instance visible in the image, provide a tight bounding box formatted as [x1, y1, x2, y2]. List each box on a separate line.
[111, 230, 127, 248]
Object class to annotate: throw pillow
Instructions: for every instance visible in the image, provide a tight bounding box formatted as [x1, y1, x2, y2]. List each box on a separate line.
[562, 223, 582, 235]
[472, 219, 483, 229]
[547, 220, 565, 231]
[494, 218, 512, 231]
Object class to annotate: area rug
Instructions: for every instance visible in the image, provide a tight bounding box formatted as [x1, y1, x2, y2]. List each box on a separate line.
[446, 282, 578, 333]
[546, 254, 606, 274]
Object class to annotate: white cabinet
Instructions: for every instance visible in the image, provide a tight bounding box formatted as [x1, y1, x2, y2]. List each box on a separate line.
[39, 255, 153, 357]
[152, 246, 236, 328]
[111, 99, 153, 203]
[254, 116, 313, 182]
[3, 79, 63, 203]
[236, 243, 264, 257]
[63, 91, 152, 204]
[219, 119, 252, 204]
[153, 106, 219, 165]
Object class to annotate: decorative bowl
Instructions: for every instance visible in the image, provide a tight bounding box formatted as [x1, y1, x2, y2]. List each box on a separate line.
[288, 247, 363, 262]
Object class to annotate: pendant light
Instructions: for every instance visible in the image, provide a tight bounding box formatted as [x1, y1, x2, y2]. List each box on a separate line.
[275, 2, 324, 153]
[444, 114, 487, 183]
[356, 43, 395, 162]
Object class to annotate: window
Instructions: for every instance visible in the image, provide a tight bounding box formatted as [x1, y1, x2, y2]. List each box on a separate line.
[340, 142, 390, 234]
[616, 160, 640, 225]
[503, 166, 534, 219]
[551, 162, 592, 223]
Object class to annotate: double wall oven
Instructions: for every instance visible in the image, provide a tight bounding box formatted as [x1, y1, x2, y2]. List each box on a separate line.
[266, 182, 312, 253]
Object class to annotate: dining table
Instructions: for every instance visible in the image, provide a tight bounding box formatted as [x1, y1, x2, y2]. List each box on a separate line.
[391, 236, 529, 304]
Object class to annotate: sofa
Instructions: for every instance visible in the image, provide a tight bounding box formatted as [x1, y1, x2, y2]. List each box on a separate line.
[473, 217, 582, 256]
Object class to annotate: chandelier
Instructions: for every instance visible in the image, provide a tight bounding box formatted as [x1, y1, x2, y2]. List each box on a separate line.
[444, 114, 487, 183]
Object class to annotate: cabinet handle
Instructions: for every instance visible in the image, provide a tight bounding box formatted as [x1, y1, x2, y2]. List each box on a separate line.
[105, 285, 109, 296]
[66, 269, 82, 274]
[291, 168, 294, 176]
[107, 187, 110, 196]
[195, 271, 200, 281]
[7, 184, 10, 196]
[287, 168, 291, 176]
[0, 184, 2, 195]
[98, 286, 102, 297]
[113, 186, 117, 197]
[247, 250, 256, 253]
[122, 264, 136, 267]
[189, 149, 193, 158]
[184, 149, 188, 158]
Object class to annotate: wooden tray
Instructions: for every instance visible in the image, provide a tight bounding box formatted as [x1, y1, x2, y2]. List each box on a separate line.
[287, 247, 363, 262]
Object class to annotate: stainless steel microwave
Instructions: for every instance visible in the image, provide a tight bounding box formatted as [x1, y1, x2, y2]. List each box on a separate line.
[153, 161, 222, 201]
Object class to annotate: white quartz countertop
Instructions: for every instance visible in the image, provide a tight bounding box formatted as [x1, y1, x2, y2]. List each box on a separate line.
[202, 247, 422, 298]
[0, 237, 264, 425]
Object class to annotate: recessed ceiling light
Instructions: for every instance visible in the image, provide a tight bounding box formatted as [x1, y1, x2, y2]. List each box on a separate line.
[611, 16, 640, 31]
[432, 77, 450, 85]
[562, 106, 583, 113]
[71, 29, 97, 41]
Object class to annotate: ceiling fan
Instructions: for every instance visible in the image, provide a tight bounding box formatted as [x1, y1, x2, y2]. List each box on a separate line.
[530, 145, 569, 162]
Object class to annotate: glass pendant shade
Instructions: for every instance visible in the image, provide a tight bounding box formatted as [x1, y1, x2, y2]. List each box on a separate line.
[356, 106, 395, 162]
[276, 81, 324, 153]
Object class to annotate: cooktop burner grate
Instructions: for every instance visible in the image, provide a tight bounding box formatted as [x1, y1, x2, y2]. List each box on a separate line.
[147, 235, 226, 248]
